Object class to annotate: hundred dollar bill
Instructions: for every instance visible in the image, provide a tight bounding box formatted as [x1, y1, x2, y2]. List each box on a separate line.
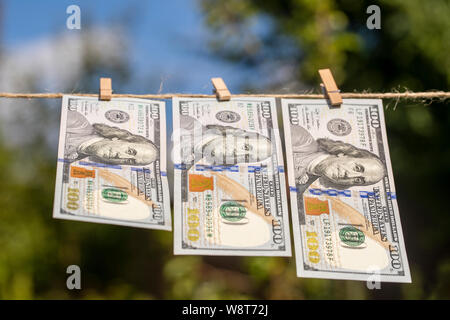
[173, 97, 291, 256]
[53, 95, 171, 230]
[282, 99, 411, 282]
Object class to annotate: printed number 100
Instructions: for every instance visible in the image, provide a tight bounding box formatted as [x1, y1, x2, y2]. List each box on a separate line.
[66, 188, 80, 210]
[306, 231, 320, 264]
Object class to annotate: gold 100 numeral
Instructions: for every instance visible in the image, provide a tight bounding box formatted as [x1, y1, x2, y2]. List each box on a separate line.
[187, 208, 200, 242]
[306, 231, 320, 264]
[66, 187, 80, 210]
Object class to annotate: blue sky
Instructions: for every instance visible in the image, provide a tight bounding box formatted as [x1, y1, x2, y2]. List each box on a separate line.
[1, 0, 249, 93]
[1, 0, 266, 147]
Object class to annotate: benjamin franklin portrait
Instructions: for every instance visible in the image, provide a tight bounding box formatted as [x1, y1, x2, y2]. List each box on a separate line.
[291, 125, 386, 190]
[64, 110, 159, 166]
[174, 115, 273, 167]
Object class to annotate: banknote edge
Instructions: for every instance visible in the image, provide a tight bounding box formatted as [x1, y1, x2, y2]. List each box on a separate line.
[297, 269, 412, 283]
[172, 97, 293, 256]
[52, 95, 172, 231]
[280, 98, 412, 282]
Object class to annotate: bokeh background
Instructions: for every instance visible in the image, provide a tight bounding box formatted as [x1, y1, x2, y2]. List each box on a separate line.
[0, 0, 449, 299]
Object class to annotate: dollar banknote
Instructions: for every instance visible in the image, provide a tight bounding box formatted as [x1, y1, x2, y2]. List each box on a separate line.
[53, 95, 171, 230]
[173, 97, 291, 256]
[282, 99, 411, 282]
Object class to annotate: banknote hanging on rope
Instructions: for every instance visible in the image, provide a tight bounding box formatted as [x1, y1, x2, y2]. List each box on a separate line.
[53, 95, 171, 230]
[172, 97, 291, 256]
[282, 98, 411, 282]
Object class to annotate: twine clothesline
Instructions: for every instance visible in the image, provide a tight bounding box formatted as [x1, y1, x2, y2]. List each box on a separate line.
[0, 91, 448, 100]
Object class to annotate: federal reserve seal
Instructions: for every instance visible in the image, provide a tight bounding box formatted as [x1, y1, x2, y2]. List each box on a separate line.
[327, 118, 352, 136]
[105, 110, 130, 123]
[215, 111, 241, 123]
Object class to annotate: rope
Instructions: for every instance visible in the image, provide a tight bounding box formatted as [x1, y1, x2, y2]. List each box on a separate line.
[0, 91, 448, 100]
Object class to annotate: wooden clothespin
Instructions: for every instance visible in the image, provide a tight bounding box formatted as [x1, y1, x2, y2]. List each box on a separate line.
[319, 69, 342, 107]
[211, 77, 231, 101]
[99, 77, 112, 101]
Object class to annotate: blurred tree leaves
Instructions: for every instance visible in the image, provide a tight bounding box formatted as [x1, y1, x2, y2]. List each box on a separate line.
[200, 0, 449, 91]
[0, 0, 449, 300]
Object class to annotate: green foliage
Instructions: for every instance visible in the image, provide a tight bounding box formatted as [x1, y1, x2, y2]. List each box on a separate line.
[0, 1, 449, 299]
[200, 0, 450, 90]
